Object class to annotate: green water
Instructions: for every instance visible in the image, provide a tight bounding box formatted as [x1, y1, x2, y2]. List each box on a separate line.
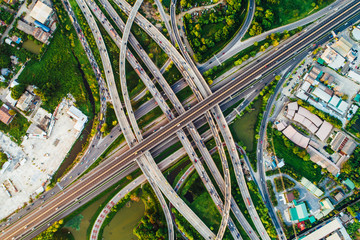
[102, 200, 145, 240]
[64, 191, 145, 240]
[66, 192, 112, 239]
[22, 40, 42, 54]
[230, 99, 262, 152]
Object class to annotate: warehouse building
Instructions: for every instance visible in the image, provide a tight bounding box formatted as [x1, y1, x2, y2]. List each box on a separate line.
[30, 1, 53, 24]
[330, 132, 357, 156]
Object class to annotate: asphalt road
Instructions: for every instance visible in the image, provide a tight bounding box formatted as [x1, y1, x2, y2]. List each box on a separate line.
[198, 0, 350, 72]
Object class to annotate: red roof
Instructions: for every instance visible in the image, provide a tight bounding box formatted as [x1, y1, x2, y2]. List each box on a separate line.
[0, 104, 14, 125]
[297, 221, 305, 231]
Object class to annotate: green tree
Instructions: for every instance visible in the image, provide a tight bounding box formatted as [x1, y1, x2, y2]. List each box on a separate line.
[180, 0, 187, 7]
[0, 53, 11, 69]
[0, 151, 8, 168]
[100, 123, 107, 132]
[11, 84, 26, 100]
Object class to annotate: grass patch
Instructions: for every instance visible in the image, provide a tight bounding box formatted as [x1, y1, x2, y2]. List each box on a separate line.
[132, 91, 152, 111]
[247, 181, 277, 238]
[131, 25, 168, 68]
[0, 106, 30, 144]
[269, 127, 322, 183]
[273, 176, 296, 192]
[180, 171, 222, 232]
[17, 0, 98, 116]
[230, 98, 262, 152]
[163, 62, 182, 86]
[245, 0, 334, 39]
[103, 103, 118, 135]
[176, 85, 194, 103]
[153, 141, 183, 163]
[137, 106, 164, 129]
[183, 0, 248, 63]
[172, 162, 192, 188]
[267, 180, 278, 207]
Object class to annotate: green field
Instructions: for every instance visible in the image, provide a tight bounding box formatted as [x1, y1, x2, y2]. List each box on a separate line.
[163, 62, 182, 86]
[180, 172, 221, 232]
[245, 0, 334, 39]
[230, 98, 262, 152]
[272, 131, 322, 183]
[183, 0, 248, 63]
[177, 86, 194, 103]
[16, 0, 99, 116]
[137, 106, 164, 129]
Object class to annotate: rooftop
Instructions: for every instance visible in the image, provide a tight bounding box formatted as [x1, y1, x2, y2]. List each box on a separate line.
[330, 132, 357, 156]
[343, 178, 355, 190]
[348, 70, 360, 83]
[331, 37, 352, 57]
[302, 217, 351, 240]
[30, 1, 52, 24]
[315, 121, 333, 142]
[282, 125, 310, 149]
[0, 104, 15, 125]
[300, 177, 324, 197]
[290, 201, 309, 222]
[321, 48, 345, 70]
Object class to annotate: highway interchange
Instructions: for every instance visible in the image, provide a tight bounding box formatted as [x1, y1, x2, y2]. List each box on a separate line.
[1, 0, 360, 239]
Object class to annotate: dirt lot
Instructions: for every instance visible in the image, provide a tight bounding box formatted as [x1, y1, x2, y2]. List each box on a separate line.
[0, 103, 82, 220]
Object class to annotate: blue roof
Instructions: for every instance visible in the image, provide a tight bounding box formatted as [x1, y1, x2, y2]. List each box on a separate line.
[344, 178, 355, 190]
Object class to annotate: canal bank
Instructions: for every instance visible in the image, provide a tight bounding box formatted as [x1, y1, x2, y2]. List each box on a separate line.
[52, 53, 96, 181]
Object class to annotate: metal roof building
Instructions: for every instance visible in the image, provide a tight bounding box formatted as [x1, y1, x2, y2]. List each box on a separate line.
[300, 178, 323, 197]
[282, 125, 310, 149]
[312, 87, 332, 103]
[30, 1, 53, 24]
[290, 201, 310, 222]
[343, 178, 355, 190]
[315, 121, 333, 142]
[331, 37, 352, 57]
[301, 217, 351, 240]
[348, 70, 360, 83]
[67, 106, 88, 132]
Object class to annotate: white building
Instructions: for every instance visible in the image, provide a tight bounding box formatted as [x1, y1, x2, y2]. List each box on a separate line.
[301, 217, 351, 240]
[348, 70, 360, 83]
[67, 106, 88, 132]
[30, 1, 53, 24]
[321, 48, 345, 70]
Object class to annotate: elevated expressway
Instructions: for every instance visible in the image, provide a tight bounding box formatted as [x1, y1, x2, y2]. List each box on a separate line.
[77, 0, 214, 239]
[118, 0, 232, 238]
[169, 0, 270, 238]
[92, 0, 248, 238]
[2, 1, 359, 239]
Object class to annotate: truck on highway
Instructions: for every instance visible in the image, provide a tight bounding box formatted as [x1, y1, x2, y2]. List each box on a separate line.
[135, 68, 141, 75]
[246, 197, 251, 206]
[110, 28, 116, 38]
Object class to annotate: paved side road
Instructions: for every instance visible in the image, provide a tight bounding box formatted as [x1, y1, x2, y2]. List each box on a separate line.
[198, 0, 350, 72]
